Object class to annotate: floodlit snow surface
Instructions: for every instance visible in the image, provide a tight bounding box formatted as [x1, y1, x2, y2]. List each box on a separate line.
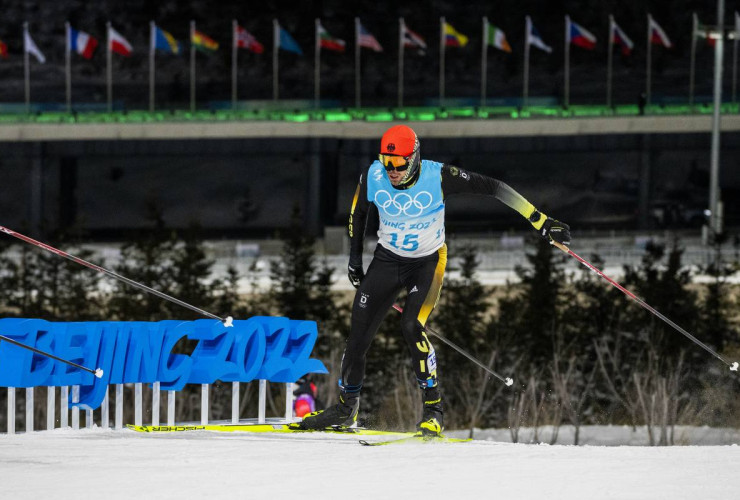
[2, 427, 739, 500]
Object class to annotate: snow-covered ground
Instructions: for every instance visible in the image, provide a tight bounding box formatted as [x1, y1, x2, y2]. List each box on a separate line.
[2, 426, 739, 499]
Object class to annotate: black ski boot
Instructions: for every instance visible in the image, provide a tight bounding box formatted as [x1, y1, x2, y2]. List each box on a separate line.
[416, 386, 443, 436]
[294, 390, 359, 430]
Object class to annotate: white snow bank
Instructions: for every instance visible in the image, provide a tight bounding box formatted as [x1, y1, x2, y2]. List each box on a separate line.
[2, 426, 739, 500]
[447, 424, 740, 446]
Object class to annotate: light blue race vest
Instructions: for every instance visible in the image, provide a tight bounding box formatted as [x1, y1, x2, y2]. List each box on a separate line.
[367, 159, 445, 257]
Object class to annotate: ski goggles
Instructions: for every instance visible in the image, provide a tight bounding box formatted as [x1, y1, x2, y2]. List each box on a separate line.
[379, 151, 415, 172]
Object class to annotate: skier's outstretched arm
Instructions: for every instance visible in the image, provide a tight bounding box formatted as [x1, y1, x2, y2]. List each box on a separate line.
[441, 165, 571, 245]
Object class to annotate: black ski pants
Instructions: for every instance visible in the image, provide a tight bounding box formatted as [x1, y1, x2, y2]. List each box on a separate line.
[340, 244, 447, 393]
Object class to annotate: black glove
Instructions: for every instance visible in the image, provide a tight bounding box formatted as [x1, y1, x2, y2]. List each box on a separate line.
[348, 262, 365, 289]
[541, 217, 571, 246]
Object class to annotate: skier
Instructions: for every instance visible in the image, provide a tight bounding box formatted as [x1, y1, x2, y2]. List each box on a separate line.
[295, 124, 571, 436]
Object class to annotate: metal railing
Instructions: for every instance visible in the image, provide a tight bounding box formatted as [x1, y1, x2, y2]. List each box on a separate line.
[3, 380, 295, 434]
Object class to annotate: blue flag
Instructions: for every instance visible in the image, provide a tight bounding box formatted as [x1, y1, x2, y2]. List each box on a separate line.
[154, 26, 181, 54]
[278, 27, 302, 55]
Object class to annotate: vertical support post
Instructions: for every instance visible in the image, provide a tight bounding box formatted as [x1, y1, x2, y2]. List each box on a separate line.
[47, 386, 55, 430]
[285, 382, 294, 422]
[607, 16, 614, 107]
[638, 135, 652, 229]
[8, 387, 15, 434]
[201, 384, 209, 425]
[564, 16, 570, 109]
[152, 381, 160, 426]
[190, 20, 196, 112]
[167, 391, 175, 426]
[314, 18, 320, 108]
[86, 409, 93, 429]
[61, 386, 69, 428]
[523, 16, 531, 108]
[25, 387, 34, 432]
[106, 22, 113, 112]
[709, 0, 725, 238]
[149, 21, 156, 112]
[690, 13, 698, 107]
[258, 379, 267, 424]
[273, 19, 279, 101]
[101, 386, 109, 429]
[231, 19, 238, 110]
[355, 17, 361, 108]
[134, 383, 142, 427]
[232, 381, 240, 424]
[481, 17, 488, 107]
[307, 137, 321, 236]
[71, 386, 79, 430]
[439, 16, 445, 105]
[646, 14, 652, 106]
[115, 384, 123, 430]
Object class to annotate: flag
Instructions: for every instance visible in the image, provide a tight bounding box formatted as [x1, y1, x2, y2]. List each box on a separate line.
[443, 22, 468, 47]
[611, 20, 634, 55]
[318, 22, 345, 52]
[487, 23, 511, 53]
[527, 19, 552, 53]
[358, 22, 382, 52]
[68, 27, 98, 59]
[567, 18, 596, 50]
[192, 29, 219, 52]
[235, 25, 263, 53]
[109, 26, 133, 56]
[403, 23, 427, 52]
[277, 25, 303, 55]
[0, 40, 7, 59]
[24, 29, 46, 63]
[649, 16, 672, 48]
[153, 26, 181, 54]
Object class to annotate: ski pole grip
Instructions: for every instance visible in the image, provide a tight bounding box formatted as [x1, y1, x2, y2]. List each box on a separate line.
[551, 240, 570, 253]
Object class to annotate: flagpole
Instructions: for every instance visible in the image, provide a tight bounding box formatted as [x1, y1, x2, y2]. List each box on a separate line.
[149, 21, 155, 112]
[314, 18, 320, 108]
[439, 16, 445, 105]
[690, 13, 698, 107]
[646, 14, 652, 106]
[481, 17, 488, 107]
[398, 17, 404, 108]
[65, 21, 72, 113]
[733, 12, 739, 104]
[607, 15, 614, 107]
[523, 16, 531, 109]
[232, 19, 237, 110]
[273, 19, 279, 101]
[355, 17, 361, 108]
[564, 15, 570, 108]
[190, 20, 196, 112]
[107, 22, 113, 112]
[23, 22, 30, 114]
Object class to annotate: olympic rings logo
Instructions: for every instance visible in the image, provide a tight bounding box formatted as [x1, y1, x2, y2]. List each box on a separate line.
[374, 190, 433, 217]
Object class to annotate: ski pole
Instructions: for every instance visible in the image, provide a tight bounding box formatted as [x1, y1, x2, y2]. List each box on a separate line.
[0, 334, 104, 378]
[551, 240, 739, 372]
[392, 304, 514, 386]
[0, 225, 233, 327]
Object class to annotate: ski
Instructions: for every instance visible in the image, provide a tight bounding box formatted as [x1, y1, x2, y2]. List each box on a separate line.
[359, 434, 472, 446]
[126, 423, 413, 437]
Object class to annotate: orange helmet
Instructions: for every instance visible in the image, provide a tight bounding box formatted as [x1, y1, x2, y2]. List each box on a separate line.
[379, 125, 420, 185]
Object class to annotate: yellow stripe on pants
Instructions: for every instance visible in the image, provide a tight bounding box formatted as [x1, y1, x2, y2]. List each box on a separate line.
[417, 244, 447, 326]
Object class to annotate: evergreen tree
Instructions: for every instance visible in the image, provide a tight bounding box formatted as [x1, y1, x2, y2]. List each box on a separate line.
[269, 206, 348, 357]
[107, 209, 176, 321]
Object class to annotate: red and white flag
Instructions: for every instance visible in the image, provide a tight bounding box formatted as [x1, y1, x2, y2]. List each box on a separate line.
[611, 19, 634, 55]
[235, 25, 264, 54]
[649, 16, 672, 48]
[402, 21, 426, 53]
[108, 26, 132, 56]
